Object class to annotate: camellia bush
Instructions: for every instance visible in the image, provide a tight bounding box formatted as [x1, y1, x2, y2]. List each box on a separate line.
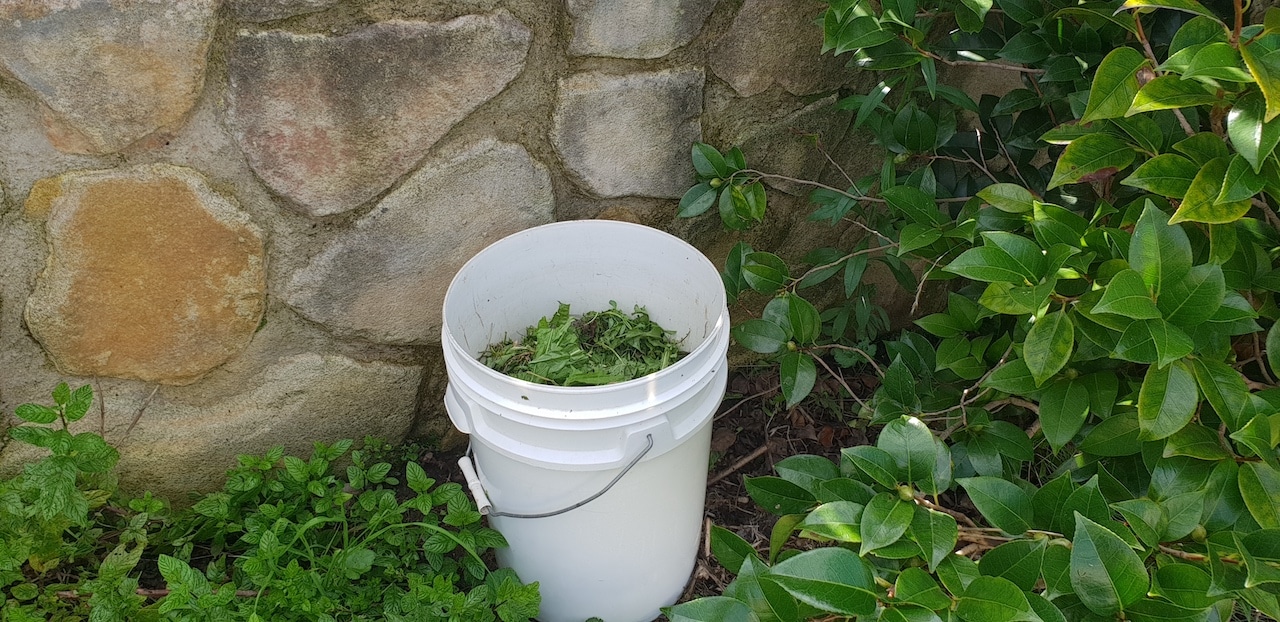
[669, 0, 1280, 620]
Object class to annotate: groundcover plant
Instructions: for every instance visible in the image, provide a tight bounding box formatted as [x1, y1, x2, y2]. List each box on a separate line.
[0, 384, 538, 621]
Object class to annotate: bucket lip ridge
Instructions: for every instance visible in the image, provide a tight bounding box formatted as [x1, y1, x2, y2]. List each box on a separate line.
[442, 219, 729, 401]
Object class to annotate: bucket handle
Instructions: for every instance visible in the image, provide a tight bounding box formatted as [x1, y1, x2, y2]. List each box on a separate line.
[457, 434, 654, 519]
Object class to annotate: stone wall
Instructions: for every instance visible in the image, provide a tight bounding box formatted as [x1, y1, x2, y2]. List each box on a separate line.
[0, 0, 873, 500]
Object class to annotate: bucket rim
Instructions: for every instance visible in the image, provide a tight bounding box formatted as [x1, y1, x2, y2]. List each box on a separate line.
[441, 219, 728, 400]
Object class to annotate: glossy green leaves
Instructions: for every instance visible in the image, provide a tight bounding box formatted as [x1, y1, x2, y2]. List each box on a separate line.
[1083, 48, 1146, 122]
[1070, 514, 1150, 615]
[1048, 133, 1136, 188]
[1024, 310, 1074, 386]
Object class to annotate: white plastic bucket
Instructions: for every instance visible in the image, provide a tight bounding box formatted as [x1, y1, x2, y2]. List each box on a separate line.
[441, 220, 729, 622]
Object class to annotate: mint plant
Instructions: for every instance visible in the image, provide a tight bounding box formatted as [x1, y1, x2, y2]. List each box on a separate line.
[671, 0, 1280, 619]
[1, 383, 118, 585]
[153, 439, 540, 621]
[0, 387, 537, 621]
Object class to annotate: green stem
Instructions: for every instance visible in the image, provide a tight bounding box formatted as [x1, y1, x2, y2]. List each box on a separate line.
[357, 521, 486, 567]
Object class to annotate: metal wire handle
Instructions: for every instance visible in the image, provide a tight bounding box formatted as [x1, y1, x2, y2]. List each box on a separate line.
[459, 434, 655, 520]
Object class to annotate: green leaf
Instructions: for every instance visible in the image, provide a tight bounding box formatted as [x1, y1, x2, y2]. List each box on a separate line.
[769, 514, 807, 564]
[693, 143, 729, 178]
[956, 576, 1034, 622]
[800, 501, 864, 543]
[843, 446, 900, 488]
[879, 417, 943, 492]
[14, 403, 59, 424]
[978, 183, 1037, 213]
[65, 385, 93, 423]
[895, 567, 952, 610]
[845, 251, 869, 297]
[1129, 76, 1219, 114]
[1164, 424, 1231, 460]
[1187, 358, 1249, 432]
[768, 548, 877, 616]
[1185, 42, 1254, 82]
[1236, 531, 1280, 589]
[1157, 264, 1226, 326]
[882, 357, 922, 410]
[1175, 136, 1230, 172]
[831, 16, 898, 54]
[860, 492, 915, 555]
[980, 539, 1046, 590]
[1113, 498, 1166, 548]
[780, 352, 817, 409]
[957, 476, 1032, 535]
[910, 506, 958, 572]
[1114, 318, 1194, 367]
[743, 252, 790, 293]
[1094, 269, 1160, 319]
[1228, 92, 1280, 171]
[981, 359, 1039, 394]
[746, 476, 816, 516]
[895, 104, 939, 153]
[1217, 154, 1266, 203]
[69, 432, 119, 473]
[1270, 321, 1280, 381]
[1130, 202, 1193, 296]
[1041, 378, 1091, 452]
[1241, 34, 1280, 122]
[1070, 513, 1150, 615]
[1121, 154, 1200, 198]
[1083, 47, 1147, 122]
[1119, 0, 1218, 18]
[711, 525, 759, 574]
[1080, 409, 1141, 455]
[1049, 133, 1137, 189]
[1239, 462, 1280, 528]
[1138, 359, 1199, 440]
[899, 223, 943, 256]
[733, 319, 788, 354]
[1169, 157, 1252, 224]
[787, 295, 821, 345]
[679, 183, 718, 218]
[1232, 413, 1279, 469]
[1171, 16, 1229, 53]
[1024, 309, 1074, 386]
[998, 31, 1051, 64]
[883, 185, 946, 225]
[665, 597, 760, 622]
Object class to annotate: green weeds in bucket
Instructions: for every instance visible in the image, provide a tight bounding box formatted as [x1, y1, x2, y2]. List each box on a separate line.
[481, 302, 686, 386]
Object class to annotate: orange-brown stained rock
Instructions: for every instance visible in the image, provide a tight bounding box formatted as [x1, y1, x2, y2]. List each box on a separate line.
[25, 164, 265, 385]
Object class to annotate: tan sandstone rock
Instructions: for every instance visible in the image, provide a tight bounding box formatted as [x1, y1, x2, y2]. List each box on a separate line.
[0, 0, 218, 154]
[24, 164, 266, 385]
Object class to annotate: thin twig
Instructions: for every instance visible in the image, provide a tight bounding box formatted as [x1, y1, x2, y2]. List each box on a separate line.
[925, 345, 1015, 426]
[1159, 545, 1241, 565]
[95, 380, 105, 438]
[986, 396, 1041, 414]
[1254, 198, 1280, 235]
[125, 385, 160, 437]
[927, 53, 1046, 75]
[810, 344, 885, 377]
[811, 352, 868, 411]
[709, 444, 771, 485]
[791, 245, 897, 289]
[715, 384, 781, 422]
[918, 494, 980, 528]
[911, 254, 953, 315]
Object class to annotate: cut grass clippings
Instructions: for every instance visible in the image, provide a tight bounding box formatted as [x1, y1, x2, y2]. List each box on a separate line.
[480, 302, 686, 386]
